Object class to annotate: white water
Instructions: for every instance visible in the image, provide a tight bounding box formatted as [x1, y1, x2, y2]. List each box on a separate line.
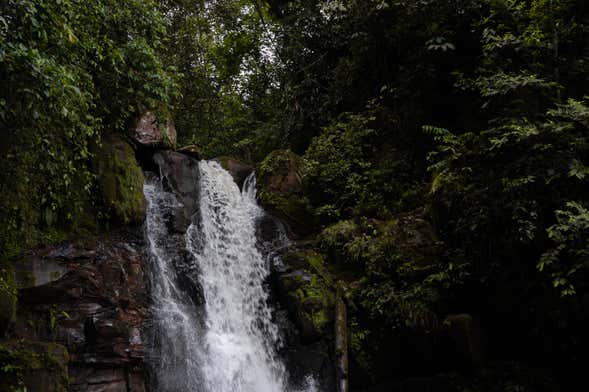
[144, 160, 318, 392]
[144, 172, 205, 391]
[187, 161, 286, 391]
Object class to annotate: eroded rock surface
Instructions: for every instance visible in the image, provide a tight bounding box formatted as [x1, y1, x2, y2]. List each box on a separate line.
[132, 111, 177, 149]
[9, 229, 149, 391]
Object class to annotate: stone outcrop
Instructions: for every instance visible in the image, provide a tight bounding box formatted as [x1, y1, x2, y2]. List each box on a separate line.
[94, 133, 146, 226]
[215, 156, 254, 189]
[4, 229, 149, 391]
[153, 151, 201, 233]
[275, 249, 335, 343]
[256, 150, 314, 235]
[149, 150, 204, 305]
[131, 111, 177, 148]
[270, 244, 336, 392]
[176, 144, 201, 160]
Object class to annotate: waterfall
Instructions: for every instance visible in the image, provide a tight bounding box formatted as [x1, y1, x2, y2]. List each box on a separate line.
[144, 159, 318, 392]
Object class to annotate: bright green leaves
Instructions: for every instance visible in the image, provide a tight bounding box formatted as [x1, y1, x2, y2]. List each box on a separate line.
[158, 0, 277, 158]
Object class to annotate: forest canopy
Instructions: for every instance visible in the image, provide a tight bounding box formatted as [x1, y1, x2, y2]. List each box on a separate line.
[1, 0, 589, 390]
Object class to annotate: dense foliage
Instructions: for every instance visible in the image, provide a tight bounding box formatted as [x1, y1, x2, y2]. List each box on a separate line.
[0, 0, 176, 257]
[2, 0, 589, 390]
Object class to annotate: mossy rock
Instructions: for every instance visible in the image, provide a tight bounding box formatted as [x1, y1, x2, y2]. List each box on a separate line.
[257, 150, 315, 234]
[0, 340, 69, 392]
[0, 267, 17, 336]
[258, 149, 303, 194]
[131, 110, 177, 148]
[317, 211, 442, 278]
[94, 134, 146, 226]
[280, 250, 336, 342]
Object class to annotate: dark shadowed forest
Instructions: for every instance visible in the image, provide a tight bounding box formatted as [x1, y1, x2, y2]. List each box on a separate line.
[1, 1, 589, 391]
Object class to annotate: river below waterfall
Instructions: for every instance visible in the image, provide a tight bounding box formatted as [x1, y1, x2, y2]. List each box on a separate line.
[144, 158, 318, 392]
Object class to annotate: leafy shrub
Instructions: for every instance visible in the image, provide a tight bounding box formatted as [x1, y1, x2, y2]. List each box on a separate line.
[0, 0, 176, 257]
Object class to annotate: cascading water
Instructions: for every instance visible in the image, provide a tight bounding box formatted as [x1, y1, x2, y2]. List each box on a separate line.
[144, 159, 317, 392]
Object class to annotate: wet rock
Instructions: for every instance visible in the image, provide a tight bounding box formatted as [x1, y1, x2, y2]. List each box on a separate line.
[153, 151, 200, 233]
[256, 150, 314, 235]
[335, 294, 349, 392]
[274, 249, 335, 343]
[8, 229, 149, 390]
[176, 144, 201, 160]
[147, 152, 205, 309]
[215, 156, 254, 189]
[132, 111, 177, 148]
[15, 258, 67, 288]
[71, 367, 131, 392]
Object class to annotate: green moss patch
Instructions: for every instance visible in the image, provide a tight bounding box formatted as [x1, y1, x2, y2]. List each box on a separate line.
[95, 134, 146, 225]
[0, 340, 69, 392]
[287, 251, 336, 337]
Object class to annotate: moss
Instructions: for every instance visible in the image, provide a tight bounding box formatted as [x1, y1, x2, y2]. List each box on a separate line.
[289, 251, 336, 335]
[258, 190, 313, 228]
[0, 340, 69, 391]
[258, 149, 297, 181]
[217, 156, 230, 170]
[256, 150, 316, 233]
[95, 134, 146, 225]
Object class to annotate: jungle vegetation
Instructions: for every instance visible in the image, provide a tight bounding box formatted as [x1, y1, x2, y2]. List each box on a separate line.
[1, 0, 588, 390]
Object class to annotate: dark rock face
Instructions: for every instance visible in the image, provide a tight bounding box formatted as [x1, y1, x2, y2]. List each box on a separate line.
[256, 150, 314, 236]
[132, 111, 177, 148]
[149, 151, 204, 308]
[9, 229, 149, 391]
[215, 156, 254, 189]
[176, 144, 201, 160]
[267, 243, 337, 392]
[274, 249, 335, 344]
[153, 151, 200, 233]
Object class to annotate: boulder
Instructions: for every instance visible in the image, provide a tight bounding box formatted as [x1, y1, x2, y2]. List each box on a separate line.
[131, 111, 177, 148]
[257, 150, 314, 235]
[215, 156, 254, 189]
[270, 246, 337, 392]
[94, 134, 146, 225]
